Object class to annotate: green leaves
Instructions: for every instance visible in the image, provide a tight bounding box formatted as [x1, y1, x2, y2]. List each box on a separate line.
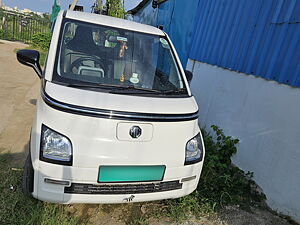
[107, 0, 125, 18]
[198, 125, 265, 210]
[32, 32, 52, 51]
[164, 125, 266, 222]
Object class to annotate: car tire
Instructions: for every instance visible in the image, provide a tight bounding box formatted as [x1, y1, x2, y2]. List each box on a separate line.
[22, 153, 34, 196]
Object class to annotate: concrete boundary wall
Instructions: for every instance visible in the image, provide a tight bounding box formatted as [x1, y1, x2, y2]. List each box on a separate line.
[186, 59, 300, 222]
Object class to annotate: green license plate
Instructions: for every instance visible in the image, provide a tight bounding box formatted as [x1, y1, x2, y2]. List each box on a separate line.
[98, 165, 166, 183]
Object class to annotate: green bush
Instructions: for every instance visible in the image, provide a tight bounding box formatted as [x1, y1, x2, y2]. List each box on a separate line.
[0, 29, 13, 40]
[198, 125, 265, 208]
[164, 125, 266, 221]
[0, 29, 5, 39]
[32, 32, 52, 51]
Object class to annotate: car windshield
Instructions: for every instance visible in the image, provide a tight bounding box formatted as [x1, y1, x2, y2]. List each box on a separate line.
[53, 19, 188, 96]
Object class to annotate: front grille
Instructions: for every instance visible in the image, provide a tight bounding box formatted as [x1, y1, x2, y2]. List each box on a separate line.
[64, 180, 182, 195]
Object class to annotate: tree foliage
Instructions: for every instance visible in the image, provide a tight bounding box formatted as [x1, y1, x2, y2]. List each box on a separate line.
[32, 32, 52, 51]
[106, 0, 125, 18]
[93, 0, 103, 14]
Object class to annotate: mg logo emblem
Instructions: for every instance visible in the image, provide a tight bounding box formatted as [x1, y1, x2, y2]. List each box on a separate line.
[129, 126, 142, 139]
[123, 195, 135, 202]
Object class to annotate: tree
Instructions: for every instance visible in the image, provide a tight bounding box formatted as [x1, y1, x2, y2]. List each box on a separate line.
[42, 13, 51, 21]
[106, 0, 125, 18]
[92, 0, 103, 14]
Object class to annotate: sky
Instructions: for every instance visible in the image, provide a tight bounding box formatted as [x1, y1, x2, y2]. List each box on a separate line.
[2, 0, 141, 13]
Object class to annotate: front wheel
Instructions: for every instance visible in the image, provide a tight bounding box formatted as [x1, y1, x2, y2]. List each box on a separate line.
[22, 153, 34, 196]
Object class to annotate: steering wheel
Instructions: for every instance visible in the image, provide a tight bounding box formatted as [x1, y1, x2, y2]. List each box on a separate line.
[70, 56, 105, 75]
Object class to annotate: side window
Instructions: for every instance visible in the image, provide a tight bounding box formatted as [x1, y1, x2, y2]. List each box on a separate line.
[155, 39, 183, 88]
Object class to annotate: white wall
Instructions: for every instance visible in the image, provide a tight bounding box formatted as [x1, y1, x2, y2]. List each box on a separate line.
[187, 59, 300, 222]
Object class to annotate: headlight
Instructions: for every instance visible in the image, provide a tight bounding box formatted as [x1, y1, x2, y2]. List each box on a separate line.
[40, 125, 73, 166]
[185, 133, 204, 165]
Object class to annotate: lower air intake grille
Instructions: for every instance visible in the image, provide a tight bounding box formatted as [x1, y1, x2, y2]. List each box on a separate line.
[64, 180, 182, 194]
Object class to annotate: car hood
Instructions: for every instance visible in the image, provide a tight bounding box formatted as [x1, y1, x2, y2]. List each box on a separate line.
[43, 81, 198, 115]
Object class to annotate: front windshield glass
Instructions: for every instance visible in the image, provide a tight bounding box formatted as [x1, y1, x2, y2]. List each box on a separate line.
[53, 19, 188, 96]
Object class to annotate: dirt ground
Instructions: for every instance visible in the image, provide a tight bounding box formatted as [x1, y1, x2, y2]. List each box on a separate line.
[0, 40, 39, 164]
[67, 203, 293, 225]
[0, 40, 293, 225]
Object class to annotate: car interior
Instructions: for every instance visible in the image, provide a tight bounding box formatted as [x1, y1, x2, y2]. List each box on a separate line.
[57, 21, 184, 92]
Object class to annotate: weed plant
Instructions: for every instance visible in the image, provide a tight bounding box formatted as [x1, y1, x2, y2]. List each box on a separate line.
[0, 153, 79, 225]
[164, 125, 266, 221]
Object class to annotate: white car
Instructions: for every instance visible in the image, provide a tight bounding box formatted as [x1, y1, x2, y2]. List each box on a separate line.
[16, 10, 205, 204]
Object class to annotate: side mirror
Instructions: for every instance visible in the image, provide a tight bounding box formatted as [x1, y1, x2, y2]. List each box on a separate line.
[16, 49, 42, 78]
[184, 70, 193, 84]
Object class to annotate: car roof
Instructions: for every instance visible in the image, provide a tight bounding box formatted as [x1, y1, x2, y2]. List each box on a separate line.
[65, 10, 164, 36]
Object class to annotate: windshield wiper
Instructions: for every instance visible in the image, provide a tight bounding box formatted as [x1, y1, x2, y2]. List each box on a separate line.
[109, 86, 162, 94]
[66, 83, 121, 89]
[161, 88, 188, 95]
[66, 83, 187, 95]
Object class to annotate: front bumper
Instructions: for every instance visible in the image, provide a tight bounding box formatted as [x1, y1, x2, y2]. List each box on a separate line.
[33, 161, 203, 203]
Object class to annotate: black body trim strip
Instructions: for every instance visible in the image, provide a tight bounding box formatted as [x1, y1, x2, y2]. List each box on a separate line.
[62, 10, 67, 18]
[41, 89, 199, 122]
[64, 180, 183, 195]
